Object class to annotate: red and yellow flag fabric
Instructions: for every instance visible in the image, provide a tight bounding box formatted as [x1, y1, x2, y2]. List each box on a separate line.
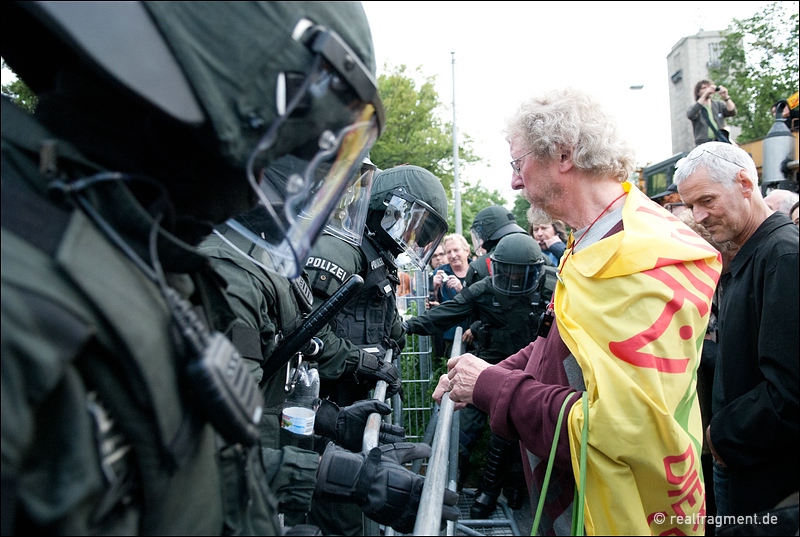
[555, 182, 722, 536]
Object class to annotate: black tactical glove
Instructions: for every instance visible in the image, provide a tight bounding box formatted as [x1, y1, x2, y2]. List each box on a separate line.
[355, 350, 404, 400]
[315, 442, 460, 534]
[314, 398, 406, 452]
[387, 333, 405, 354]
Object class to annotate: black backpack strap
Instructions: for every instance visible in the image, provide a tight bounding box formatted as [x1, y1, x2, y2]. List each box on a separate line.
[701, 106, 730, 144]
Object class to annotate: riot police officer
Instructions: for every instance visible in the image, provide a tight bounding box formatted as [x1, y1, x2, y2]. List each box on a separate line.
[304, 164, 450, 534]
[305, 165, 449, 405]
[405, 233, 551, 517]
[1, 2, 390, 534]
[197, 157, 422, 530]
[464, 205, 528, 287]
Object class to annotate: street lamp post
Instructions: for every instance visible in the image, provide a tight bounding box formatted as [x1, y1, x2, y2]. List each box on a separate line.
[451, 51, 461, 235]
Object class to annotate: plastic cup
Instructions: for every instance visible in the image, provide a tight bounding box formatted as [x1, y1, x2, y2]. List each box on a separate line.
[281, 406, 316, 435]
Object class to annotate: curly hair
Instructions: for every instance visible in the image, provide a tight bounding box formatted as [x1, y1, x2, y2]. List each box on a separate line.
[504, 87, 635, 183]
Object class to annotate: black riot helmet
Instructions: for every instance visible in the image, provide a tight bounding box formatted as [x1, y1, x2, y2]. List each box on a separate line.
[489, 233, 545, 295]
[470, 205, 526, 254]
[366, 165, 448, 269]
[3, 1, 384, 278]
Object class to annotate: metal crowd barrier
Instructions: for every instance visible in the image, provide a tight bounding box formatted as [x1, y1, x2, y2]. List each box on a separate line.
[361, 265, 526, 536]
[413, 327, 463, 536]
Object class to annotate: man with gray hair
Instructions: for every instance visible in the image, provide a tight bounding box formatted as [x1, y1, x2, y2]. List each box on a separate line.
[435, 87, 720, 535]
[763, 188, 799, 217]
[674, 141, 799, 524]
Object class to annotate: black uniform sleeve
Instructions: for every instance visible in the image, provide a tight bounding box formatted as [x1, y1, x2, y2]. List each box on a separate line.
[404, 291, 475, 336]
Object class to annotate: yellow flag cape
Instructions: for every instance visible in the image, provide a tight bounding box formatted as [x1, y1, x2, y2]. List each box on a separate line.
[556, 182, 721, 535]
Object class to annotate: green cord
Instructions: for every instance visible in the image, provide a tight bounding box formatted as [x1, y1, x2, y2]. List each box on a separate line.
[572, 392, 589, 536]
[531, 395, 573, 536]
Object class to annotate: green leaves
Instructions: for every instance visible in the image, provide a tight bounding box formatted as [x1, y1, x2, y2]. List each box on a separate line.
[371, 63, 508, 239]
[1, 59, 37, 113]
[709, 1, 799, 143]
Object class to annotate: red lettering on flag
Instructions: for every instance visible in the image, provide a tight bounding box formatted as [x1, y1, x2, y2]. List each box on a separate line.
[609, 261, 716, 373]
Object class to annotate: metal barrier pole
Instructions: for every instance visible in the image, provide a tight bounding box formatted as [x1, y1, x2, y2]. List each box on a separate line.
[413, 327, 462, 536]
[363, 349, 392, 452]
[363, 350, 391, 536]
[446, 399, 460, 536]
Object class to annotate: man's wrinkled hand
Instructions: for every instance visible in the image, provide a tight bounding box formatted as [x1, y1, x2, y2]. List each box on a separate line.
[446, 353, 490, 406]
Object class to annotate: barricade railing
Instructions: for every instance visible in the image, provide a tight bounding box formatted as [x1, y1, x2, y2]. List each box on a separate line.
[412, 327, 462, 536]
[363, 350, 392, 537]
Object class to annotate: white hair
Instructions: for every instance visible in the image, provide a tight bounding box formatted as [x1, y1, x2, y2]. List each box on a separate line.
[673, 142, 759, 189]
[504, 87, 635, 182]
[764, 189, 799, 215]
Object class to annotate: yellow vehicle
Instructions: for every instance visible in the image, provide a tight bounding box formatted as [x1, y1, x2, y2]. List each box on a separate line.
[641, 124, 798, 197]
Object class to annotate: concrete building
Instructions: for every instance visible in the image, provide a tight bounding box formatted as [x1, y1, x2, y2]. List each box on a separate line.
[667, 30, 742, 155]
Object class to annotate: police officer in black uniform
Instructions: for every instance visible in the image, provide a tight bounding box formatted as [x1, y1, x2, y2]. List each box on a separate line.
[1, 2, 447, 535]
[405, 233, 552, 517]
[305, 165, 449, 406]
[304, 164, 450, 534]
[464, 205, 528, 287]
[197, 156, 416, 528]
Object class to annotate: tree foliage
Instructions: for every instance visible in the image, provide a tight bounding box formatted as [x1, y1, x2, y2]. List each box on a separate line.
[372, 64, 507, 235]
[511, 195, 531, 232]
[710, 1, 799, 143]
[455, 180, 509, 244]
[1, 59, 37, 113]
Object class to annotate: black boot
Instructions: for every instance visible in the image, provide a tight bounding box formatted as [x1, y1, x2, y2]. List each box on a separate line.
[470, 434, 512, 519]
[502, 447, 527, 510]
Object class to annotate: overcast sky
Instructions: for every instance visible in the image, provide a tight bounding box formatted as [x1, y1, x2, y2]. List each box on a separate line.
[1, 2, 779, 206]
[362, 1, 776, 203]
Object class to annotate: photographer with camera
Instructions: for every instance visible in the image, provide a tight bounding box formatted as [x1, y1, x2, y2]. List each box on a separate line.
[688, 79, 737, 146]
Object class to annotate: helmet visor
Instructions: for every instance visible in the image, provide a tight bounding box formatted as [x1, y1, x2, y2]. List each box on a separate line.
[226, 101, 380, 278]
[324, 159, 377, 246]
[224, 21, 385, 279]
[470, 224, 486, 253]
[380, 190, 448, 269]
[490, 260, 542, 295]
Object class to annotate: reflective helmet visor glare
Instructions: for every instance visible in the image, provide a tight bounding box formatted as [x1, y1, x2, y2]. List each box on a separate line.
[380, 190, 448, 269]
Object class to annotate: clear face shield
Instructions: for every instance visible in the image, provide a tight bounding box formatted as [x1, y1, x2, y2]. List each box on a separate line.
[222, 21, 385, 278]
[324, 159, 377, 246]
[470, 223, 487, 254]
[490, 259, 542, 295]
[379, 189, 448, 270]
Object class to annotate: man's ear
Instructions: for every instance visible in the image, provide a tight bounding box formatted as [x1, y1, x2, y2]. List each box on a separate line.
[558, 150, 574, 173]
[738, 169, 756, 198]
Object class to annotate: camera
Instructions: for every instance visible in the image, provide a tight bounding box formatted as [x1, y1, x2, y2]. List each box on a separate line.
[715, 86, 721, 92]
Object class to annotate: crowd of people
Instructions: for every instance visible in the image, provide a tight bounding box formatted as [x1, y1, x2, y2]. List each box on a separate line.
[2, 3, 797, 537]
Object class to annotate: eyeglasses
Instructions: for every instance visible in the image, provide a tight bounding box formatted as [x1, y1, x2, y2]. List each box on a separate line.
[510, 150, 533, 174]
